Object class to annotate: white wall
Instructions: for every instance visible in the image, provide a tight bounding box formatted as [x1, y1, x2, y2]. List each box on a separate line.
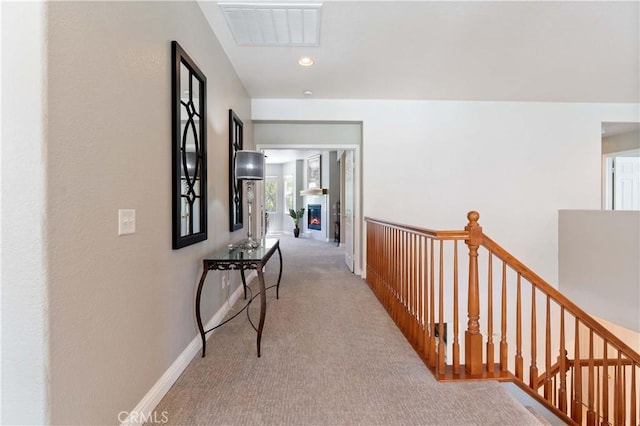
[1, 2, 49, 424]
[559, 210, 640, 332]
[2, 2, 252, 425]
[253, 99, 639, 285]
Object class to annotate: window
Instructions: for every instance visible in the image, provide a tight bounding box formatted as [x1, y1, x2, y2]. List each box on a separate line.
[264, 177, 278, 213]
[284, 175, 294, 211]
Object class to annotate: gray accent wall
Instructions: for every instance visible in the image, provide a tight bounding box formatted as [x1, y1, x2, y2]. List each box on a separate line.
[3, 2, 252, 424]
[559, 210, 640, 332]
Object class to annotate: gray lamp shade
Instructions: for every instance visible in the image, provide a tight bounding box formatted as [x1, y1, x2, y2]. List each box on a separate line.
[235, 150, 265, 180]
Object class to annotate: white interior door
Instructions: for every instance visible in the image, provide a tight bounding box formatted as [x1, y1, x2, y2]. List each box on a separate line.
[614, 157, 640, 210]
[344, 150, 354, 272]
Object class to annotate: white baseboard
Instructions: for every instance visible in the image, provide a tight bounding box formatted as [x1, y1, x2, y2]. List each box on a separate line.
[121, 272, 257, 426]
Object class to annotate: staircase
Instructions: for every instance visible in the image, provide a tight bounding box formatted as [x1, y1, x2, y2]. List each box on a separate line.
[365, 213, 640, 426]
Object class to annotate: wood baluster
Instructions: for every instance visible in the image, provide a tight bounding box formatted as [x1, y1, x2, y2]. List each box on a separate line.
[464, 211, 483, 375]
[415, 234, 420, 349]
[383, 226, 388, 310]
[529, 285, 538, 389]
[382, 229, 391, 313]
[429, 238, 436, 368]
[418, 236, 424, 354]
[438, 240, 445, 374]
[570, 363, 575, 421]
[572, 318, 582, 424]
[389, 228, 394, 318]
[453, 241, 460, 373]
[500, 261, 508, 373]
[385, 228, 389, 311]
[615, 352, 623, 425]
[387, 228, 395, 321]
[411, 233, 417, 348]
[587, 330, 596, 426]
[596, 365, 600, 424]
[394, 229, 398, 320]
[515, 273, 523, 380]
[396, 229, 400, 321]
[415, 234, 420, 347]
[379, 226, 382, 303]
[423, 237, 430, 361]
[603, 339, 609, 426]
[400, 230, 405, 333]
[544, 295, 551, 401]
[396, 229, 401, 326]
[622, 358, 626, 426]
[559, 307, 568, 414]
[630, 364, 636, 426]
[404, 231, 409, 337]
[486, 252, 495, 373]
[397, 230, 402, 332]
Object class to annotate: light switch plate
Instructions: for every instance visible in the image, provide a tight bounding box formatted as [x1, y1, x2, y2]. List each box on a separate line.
[118, 209, 136, 235]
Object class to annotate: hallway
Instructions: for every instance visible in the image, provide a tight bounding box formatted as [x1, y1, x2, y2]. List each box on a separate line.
[152, 236, 543, 425]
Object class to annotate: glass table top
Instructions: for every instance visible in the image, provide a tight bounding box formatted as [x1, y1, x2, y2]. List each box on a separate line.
[204, 238, 279, 262]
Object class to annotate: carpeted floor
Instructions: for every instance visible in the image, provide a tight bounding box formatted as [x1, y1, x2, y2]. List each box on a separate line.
[152, 235, 544, 425]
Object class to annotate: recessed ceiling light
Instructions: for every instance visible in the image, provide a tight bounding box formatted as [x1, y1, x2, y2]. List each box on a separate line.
[298, 57, 314, 67]
[303, 90, 313, 96]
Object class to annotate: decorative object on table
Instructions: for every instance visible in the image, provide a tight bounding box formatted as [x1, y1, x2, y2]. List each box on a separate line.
[306, 154, 321, 189]
[288, 208, 305, 238]
[229, 110, 244, 232]
[171, 41, 207, 249]
[235, 150, 265, 249]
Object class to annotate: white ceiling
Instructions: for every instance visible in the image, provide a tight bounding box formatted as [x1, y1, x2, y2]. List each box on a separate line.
[199, 0, 639, 103]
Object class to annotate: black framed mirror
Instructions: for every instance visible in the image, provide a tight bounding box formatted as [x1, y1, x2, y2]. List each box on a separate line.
[172, 41, 207, 249]
[229, 110, 243, 232]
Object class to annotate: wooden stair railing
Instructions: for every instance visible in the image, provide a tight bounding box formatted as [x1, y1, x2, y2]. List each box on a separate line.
[365, 212, 640, 426]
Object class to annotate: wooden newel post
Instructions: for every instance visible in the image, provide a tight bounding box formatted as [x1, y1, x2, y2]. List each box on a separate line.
[465, 211, 483, 375]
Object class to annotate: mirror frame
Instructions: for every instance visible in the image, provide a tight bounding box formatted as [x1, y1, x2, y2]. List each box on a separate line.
[229, 110, 244, 232]
[171, 41, 207, 249]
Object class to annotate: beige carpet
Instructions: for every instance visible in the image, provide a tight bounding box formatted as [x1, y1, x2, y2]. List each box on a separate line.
[152, 235, 543, 425]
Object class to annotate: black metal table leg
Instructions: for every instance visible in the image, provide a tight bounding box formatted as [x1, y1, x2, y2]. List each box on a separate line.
[276, 243, 283, 299]
[256, 264, 267, 357]
[240, 268, 247, 299]
[195, 268, 209, 357]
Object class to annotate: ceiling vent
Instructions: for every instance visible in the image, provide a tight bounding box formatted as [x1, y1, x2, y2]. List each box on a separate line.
[219, 2, 322, 46]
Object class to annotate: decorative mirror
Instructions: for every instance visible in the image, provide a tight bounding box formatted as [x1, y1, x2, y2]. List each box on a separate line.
[172, 41, 207, 249]
[229, 110, 243, 232]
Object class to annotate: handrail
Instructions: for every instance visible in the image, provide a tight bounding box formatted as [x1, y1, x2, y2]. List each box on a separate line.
[364, 216, 469, 240]
[537, 358, 637, 389]
[482, 234, 640, 365]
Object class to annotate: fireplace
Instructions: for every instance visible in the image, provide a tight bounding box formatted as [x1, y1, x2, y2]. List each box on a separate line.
[307, 204, 321, 231]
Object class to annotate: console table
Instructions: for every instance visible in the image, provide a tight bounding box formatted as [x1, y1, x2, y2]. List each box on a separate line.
[195, 238, 283, 358]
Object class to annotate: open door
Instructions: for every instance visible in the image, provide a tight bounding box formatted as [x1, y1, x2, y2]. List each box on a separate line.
[604, 152, 640, 210]
[344, 150, 355, 272]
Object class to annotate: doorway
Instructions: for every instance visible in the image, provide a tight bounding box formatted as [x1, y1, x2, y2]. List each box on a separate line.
[601, 122, 640, 210]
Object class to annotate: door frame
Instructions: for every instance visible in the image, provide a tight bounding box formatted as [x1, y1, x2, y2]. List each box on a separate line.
[256, 143, 363, 276]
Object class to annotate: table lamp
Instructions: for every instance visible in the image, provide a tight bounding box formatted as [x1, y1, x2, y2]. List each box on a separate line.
[235, 150, 265, 249]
